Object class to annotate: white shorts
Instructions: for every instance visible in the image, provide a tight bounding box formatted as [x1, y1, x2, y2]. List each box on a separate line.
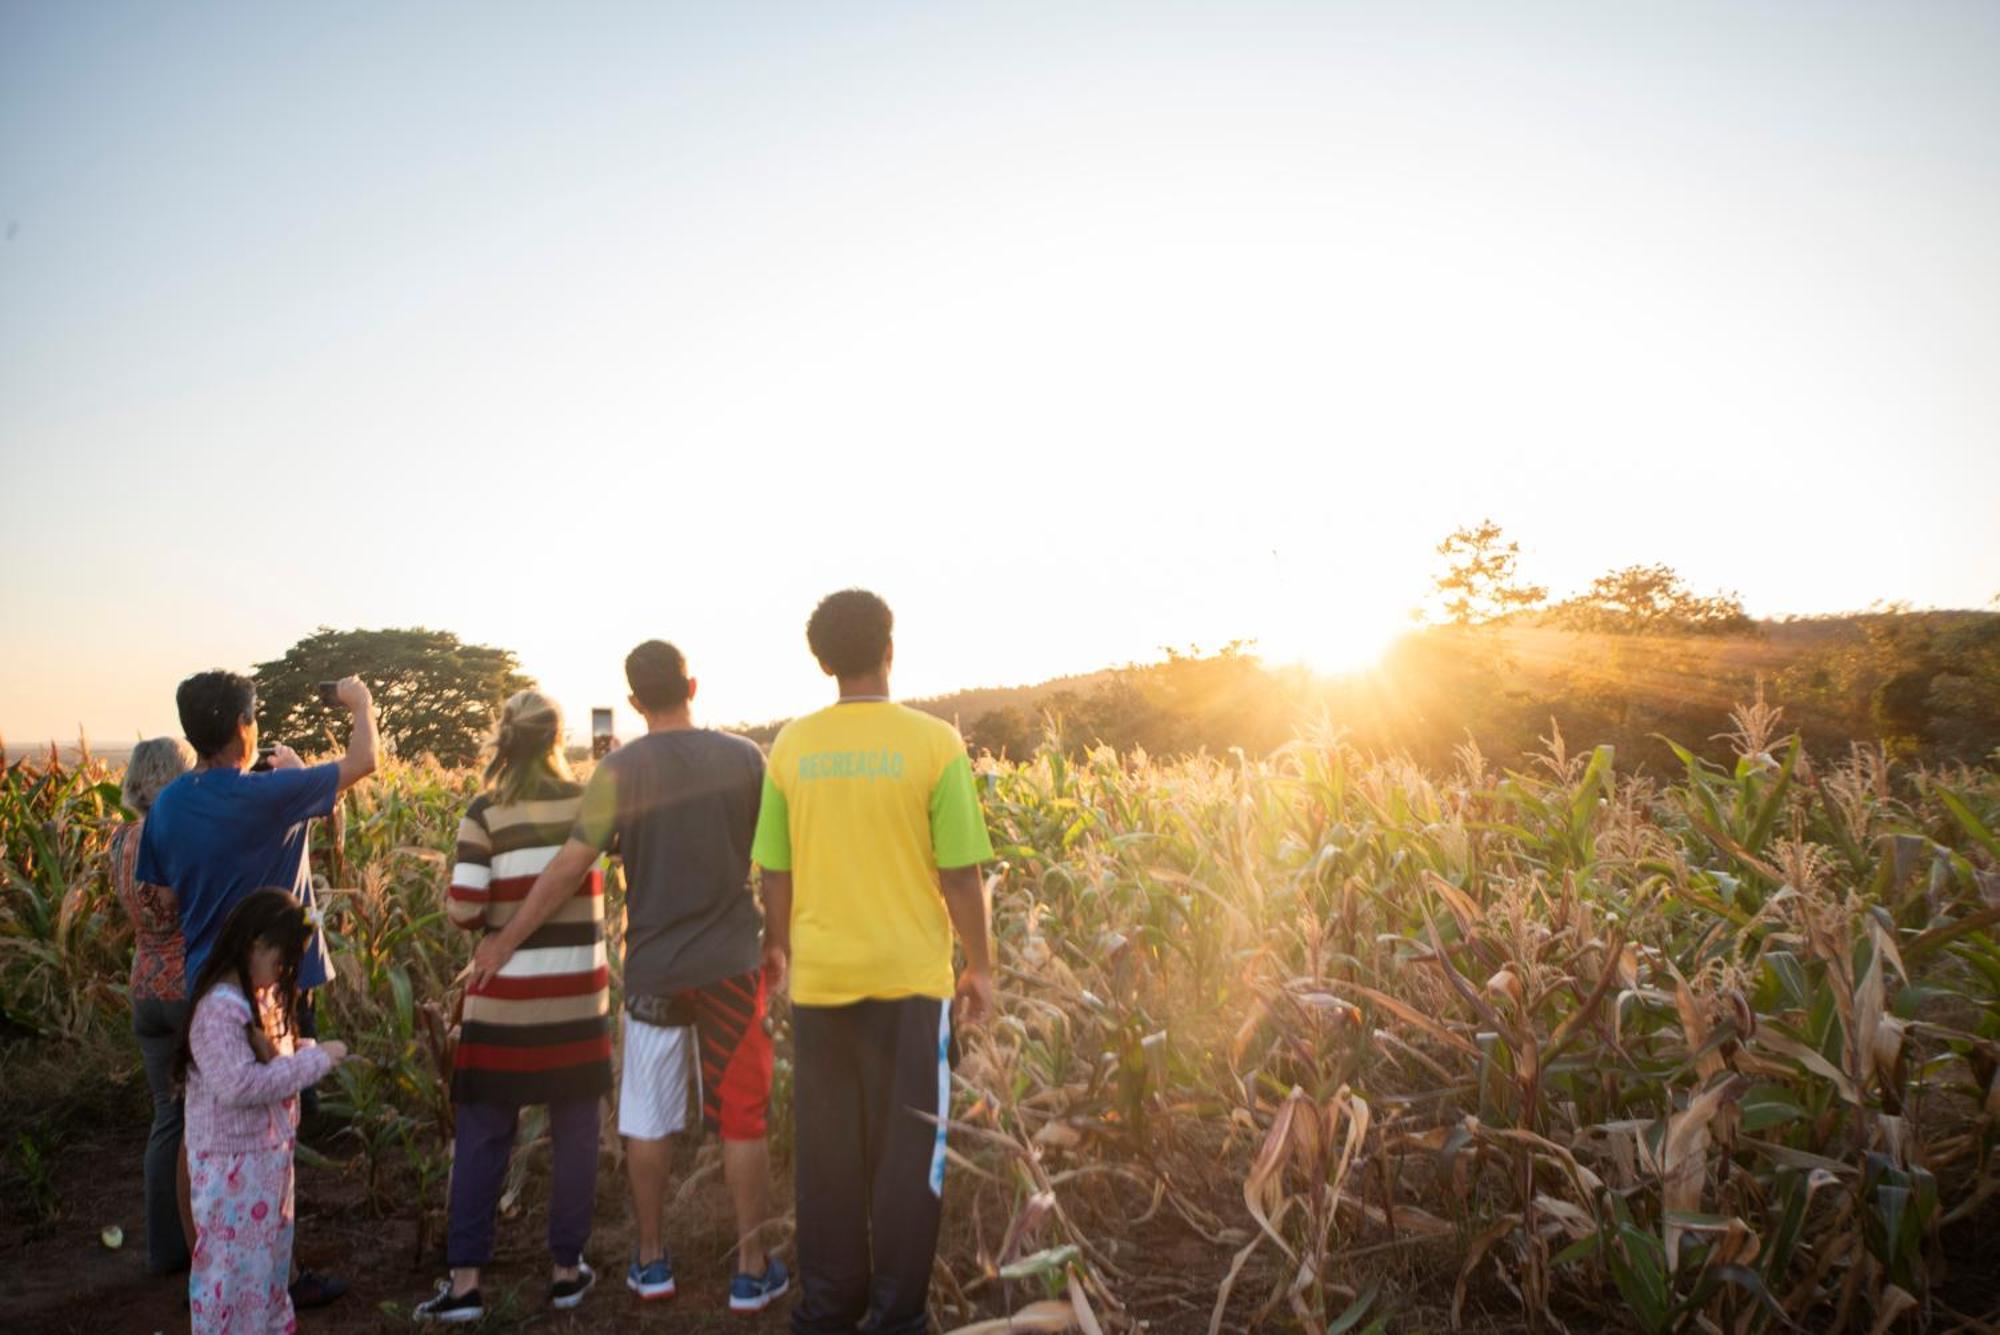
[618, 1013, 697, 1141]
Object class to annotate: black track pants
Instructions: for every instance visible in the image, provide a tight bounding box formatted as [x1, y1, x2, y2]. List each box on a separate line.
[791, 996, 950, 1335]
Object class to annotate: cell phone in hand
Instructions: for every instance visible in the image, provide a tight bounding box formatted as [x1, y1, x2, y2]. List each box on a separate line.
[251, 745, 277, 773]
[317, 681, 342, 707]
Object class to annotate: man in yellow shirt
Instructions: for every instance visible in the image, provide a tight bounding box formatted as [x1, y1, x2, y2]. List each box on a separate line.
[751, 589, 995, 1335]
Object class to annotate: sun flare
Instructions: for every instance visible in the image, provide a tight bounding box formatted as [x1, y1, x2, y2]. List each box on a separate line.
[1264, 612, 1409, 679]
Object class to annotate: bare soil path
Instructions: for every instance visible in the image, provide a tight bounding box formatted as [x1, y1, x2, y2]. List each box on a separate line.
[1, 1113, 793, 1334]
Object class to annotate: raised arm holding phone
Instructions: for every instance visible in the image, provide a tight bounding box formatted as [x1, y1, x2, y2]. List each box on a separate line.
[137, 667, 378, 1312]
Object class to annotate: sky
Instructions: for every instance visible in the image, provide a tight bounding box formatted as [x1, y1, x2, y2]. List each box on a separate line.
[4, 0, 1997, 747]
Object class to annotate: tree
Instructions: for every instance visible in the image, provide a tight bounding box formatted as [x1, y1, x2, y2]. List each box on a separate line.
[1867, 614, 2000, 761]
[965, 704, 1036, 759]
[1430, 521, 1548, 627]
[1553, 565, 1752, 636]
[1923, 616, 2000, 761]
[254, 627, 532, 765]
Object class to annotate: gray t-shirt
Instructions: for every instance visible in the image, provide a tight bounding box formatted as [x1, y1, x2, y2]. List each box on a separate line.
[573, 728, 764, 996]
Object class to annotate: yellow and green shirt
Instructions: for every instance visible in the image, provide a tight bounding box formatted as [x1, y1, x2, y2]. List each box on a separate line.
[751, 701, 994, 1007]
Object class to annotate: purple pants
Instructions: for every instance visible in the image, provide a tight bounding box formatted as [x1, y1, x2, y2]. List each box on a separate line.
[447, 1097, 600, 1269]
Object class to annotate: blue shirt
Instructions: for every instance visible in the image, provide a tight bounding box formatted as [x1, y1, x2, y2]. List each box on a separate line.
[136, 763, 340, 990]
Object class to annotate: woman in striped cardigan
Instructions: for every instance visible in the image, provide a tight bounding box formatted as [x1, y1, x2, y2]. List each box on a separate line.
[415, 690, 610, 1323]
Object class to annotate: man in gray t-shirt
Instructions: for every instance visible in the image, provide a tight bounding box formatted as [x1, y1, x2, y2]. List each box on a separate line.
[575, 726, 764, 998]
[469, 640, 789, 1311]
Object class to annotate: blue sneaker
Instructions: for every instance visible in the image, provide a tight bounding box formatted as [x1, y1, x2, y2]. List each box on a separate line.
[728, 1257, 791, 1313]
[626, 1253, 676, 1301]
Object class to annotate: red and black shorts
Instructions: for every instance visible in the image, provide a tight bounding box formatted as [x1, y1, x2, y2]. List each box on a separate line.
[618, 968, 772, 1142]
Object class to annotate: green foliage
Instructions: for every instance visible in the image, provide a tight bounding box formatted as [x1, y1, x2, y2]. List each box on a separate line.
[1776, 608, 2000, 762]
[964, 712, 1998, 1330]
[254, 626, 531, 765]
[1431, 518, 1548, 627]
[9, 1129, 60, 1230]
[1551, 564, 1752, 637]
[1878, 614, 2000, 759]
[0, 757, 131, 1036]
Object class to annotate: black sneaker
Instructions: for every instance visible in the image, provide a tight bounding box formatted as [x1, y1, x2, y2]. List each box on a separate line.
[290, 1270, 349, 1309]
[412, 1282, 484, 1324]
[551, 1261, 596, 1311]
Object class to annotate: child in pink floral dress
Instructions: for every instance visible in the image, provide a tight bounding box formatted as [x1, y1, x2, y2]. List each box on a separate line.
[176, 889, 348, 1334]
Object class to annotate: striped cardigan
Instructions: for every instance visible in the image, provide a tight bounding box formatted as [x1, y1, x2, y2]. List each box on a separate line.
[447, 782, 611, 1105]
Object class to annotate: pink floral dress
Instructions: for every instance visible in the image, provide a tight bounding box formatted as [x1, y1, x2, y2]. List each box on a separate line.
[189, 1147, 295, 1333]
[185, 982, 334, 1335]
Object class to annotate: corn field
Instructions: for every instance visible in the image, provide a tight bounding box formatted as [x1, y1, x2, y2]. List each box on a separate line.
[3, 706, 1998, 1332]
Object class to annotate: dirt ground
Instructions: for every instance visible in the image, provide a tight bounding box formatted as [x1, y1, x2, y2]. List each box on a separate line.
[0, 1112, 799, 1334]
[0, 1049, 1240, 1335]
[0, 1033, 1247, 1335]
[0, 1122, 1253, 1334]
[0, 1102, 1452, 1334]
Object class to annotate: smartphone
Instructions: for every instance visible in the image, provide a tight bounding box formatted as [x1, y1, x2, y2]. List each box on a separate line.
[591, 708, 614, 759]
[251, 744, 277, 773]
[317, 681, 342, 707]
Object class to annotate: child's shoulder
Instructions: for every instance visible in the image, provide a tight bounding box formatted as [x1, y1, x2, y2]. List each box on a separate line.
[197, 980, 254, 1020]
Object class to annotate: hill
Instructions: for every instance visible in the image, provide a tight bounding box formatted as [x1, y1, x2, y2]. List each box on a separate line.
[1336, 609, 1998, 772]
[737, 610, 2000, 772]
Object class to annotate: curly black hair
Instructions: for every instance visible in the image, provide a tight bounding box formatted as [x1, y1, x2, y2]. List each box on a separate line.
[806, 589, 893, 679]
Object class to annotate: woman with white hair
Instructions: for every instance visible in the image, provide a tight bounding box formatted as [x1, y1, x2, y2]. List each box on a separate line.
[112, 735, 199, 1274]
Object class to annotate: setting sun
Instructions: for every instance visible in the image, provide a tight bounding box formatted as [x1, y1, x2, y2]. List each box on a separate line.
[1283, 616, 1409, 678]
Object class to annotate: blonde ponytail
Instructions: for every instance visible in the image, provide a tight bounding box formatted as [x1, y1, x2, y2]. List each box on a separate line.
[483, 689, 573, 806]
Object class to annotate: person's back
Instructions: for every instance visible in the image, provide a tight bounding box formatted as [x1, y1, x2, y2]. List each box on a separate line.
[762, 701, 986, 1007]
[143, 765, 336, 983]
[424, 691, 610, 1324]
[449, 776, 611, 1101]
[581, 727, 764, 998]
[138, 670, 378, 994]
[571, 645, 784, 1307]
[114, 736, 199, 1277]
[750, 590, 994, 1335]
